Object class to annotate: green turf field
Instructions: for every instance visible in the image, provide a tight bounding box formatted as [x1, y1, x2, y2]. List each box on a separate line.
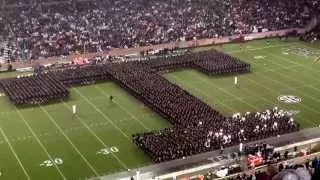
[0, 38, 319, 179]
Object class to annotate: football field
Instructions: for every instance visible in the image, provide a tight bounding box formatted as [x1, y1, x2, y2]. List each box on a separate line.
[0, 38, 320, 179]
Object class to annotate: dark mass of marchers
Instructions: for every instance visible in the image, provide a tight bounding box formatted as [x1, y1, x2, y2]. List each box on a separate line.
[0, 50, 299, 163]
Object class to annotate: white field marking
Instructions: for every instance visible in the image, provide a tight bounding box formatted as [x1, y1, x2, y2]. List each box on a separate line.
[227, 44, 295, 54]
[260, 52, 320, 113]
[0, 95, 155, 117]
[38, 105, 100, 177]
[270, 53, 320, 94]
[61, 101, 129, 169]
[242, 75, 315, 127]
[93, 85, 150, 131]
[171, 74, 236, 112]
[238, 75, 314, 126]
[73, 88, 129, 139]
[0, 114, 151, 145]
[193, 73, 260, 111]
[241, 52, 318, 125]
[0, 125, 31, 180]
[254, 56, 266, 59]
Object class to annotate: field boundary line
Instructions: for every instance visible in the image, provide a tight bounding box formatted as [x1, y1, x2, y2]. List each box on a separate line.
[39, 105, 100, 177]
[61, 101, 129, 170]
[0, 125, 31, 180]
[93, 85, 150, 131]
[73, 88, 130, 139]
[16, 109, 67, 179]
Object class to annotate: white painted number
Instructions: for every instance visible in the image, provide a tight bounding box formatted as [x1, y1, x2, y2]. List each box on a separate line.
[97, 146, 119, 155]
[277, 95, 302, 104]
[40, 158, 63, 167]
[110, 146, 119, 153]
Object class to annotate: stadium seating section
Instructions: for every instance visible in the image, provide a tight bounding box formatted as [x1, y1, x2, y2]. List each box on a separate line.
[0, 0, 319, 61]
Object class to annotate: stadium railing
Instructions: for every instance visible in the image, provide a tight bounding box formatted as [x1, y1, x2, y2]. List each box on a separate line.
[155, 138, 320, 180]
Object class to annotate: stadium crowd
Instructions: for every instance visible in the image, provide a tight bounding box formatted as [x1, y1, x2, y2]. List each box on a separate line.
[0, 0, 318, 61]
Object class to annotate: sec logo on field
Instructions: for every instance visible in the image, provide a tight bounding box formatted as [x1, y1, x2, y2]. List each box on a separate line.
[278, 95, 302, 104]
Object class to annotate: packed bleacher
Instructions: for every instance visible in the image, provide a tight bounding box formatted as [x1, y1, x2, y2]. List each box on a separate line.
[0, 0, 318, 61]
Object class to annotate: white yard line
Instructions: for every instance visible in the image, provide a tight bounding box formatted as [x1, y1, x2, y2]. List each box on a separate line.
[247, 52, 320, 116]
[238, 51, 318, 126]
[267, 53, 320, 95]
[39, 105, 100, 177]
[15, 108, 67, 180]
[73, 88, 130, 139]
[61, 101, 129, 170]
[171, 74, 236, 113]
[0, 125, 31, 180]
[194, 73, 260, 111]
[241, 76, 314, 126]
[93, 85, 150, 131]
[0, 114, 152, 145]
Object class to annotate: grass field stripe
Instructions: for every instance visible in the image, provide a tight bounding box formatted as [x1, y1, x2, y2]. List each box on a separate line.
[0, 125, 31, 180]
[73, 88, 130, 139]
[227, 44, 294, 54]
[233, 48, 316, 126]
[93, 85, 151, 131]
[246, 51, 320, 114]
[252, 52, 320, 114]
[38, 105, 100, 177]
[273, 55, 320, 93]
[241, 76, 314, 127]
[193, 73, 260, 111]
[233, 78, 273, 105]
[15, 109, 67, 179]
[242, 53, 318, 126]
[60, 101, 129, 169]
[0, 116, 138, 144]
[170, 74, 236, 112]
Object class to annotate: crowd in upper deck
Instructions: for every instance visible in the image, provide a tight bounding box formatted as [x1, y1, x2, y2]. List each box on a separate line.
[0, 0, 319, 61]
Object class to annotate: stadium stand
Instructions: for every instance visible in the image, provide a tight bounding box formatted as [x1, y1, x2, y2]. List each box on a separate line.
[0, 0, 318, 61]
